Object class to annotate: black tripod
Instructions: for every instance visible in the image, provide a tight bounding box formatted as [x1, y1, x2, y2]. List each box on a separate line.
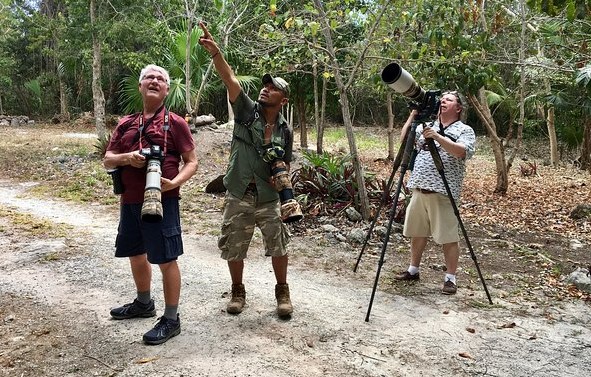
[357, 101, 492, 322]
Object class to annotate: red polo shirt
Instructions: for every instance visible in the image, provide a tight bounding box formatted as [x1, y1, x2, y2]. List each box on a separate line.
[107, 108, 195, 204]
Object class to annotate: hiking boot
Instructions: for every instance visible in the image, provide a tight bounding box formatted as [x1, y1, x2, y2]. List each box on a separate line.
[275, 283, 293, 318]
[143, 315, 181, 345]
[110, 299, 156, 320]
[226, 284, 246, 314]
[393, 271, 420, 281]
[442, 280, 457, 295]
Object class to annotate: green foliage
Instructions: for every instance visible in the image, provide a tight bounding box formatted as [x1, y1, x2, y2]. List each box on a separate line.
[118, 75, 142, 114]
[527, 0, 588, 19]
[292, 150, 381, 215]
[94, 132, 111, 158]
[576, 64, 591, 87]
[166, 78, 191, 114]
[558, 123, 584, 148]
[292, 151, 355, 211]
[24, 79, 42, 113]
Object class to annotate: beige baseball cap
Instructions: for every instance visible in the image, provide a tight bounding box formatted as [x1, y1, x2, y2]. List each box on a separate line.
[262, 74, 290, 96]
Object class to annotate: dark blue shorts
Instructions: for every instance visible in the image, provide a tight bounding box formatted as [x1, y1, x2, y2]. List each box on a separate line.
[114, 197, 184, 264]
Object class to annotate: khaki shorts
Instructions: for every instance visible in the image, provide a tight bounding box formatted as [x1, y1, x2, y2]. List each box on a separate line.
[403, 190, 459, 244]
[218, 192, 290, 261]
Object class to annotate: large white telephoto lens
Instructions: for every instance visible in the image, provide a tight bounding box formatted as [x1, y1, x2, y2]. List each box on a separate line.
[381, 63, 425, 101]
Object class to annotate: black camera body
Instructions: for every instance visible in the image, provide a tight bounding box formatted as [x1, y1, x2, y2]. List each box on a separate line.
[140, 145, 164, 162]
[263, 146, 303, 223]
[141, 145, 164, 223]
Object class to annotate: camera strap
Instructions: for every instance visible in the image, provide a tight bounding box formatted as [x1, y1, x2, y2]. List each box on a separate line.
[232, 103, 269, 159]
[436, 120, 458, 143]
[135, 105, 164, 143]
[138, 107, 171, 156]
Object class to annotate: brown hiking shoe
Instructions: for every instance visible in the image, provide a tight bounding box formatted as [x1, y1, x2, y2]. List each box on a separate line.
[442, 280, 457, 295]
[393, 271, 420, 281]
[275, 283, 293, 318]
[226, 284, 246, 314]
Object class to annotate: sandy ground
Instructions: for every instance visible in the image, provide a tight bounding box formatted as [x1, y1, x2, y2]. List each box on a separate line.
[0, 177, 590, 377]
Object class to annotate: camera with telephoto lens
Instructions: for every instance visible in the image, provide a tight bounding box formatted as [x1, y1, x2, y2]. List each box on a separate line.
[140, 145, 164, 223]
[381, 62, 441, 121]
[263, 146, 303, 223]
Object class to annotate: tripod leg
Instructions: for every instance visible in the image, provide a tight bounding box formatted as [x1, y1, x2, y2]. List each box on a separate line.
[364, 122, 419, 321]
[365, 174, 407, 322]
[353, 146, 402, 272]
[426, 139, 493, 304]
[354, 124, 415, 272]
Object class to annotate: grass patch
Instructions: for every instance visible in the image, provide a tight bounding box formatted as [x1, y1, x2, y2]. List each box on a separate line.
[42, 252, 61, 262]
[0, 126, 117, 205]
[309, 127, 390, 153]
[0, 205, 73, 237]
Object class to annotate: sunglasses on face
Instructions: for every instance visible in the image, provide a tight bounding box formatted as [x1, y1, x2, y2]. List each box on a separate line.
[442, 91, 463, 105]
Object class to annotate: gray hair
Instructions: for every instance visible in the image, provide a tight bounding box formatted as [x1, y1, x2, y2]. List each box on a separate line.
[139, 64, 170, 87]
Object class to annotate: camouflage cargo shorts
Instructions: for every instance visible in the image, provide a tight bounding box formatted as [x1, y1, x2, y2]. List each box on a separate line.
[218, 192, 291, 261]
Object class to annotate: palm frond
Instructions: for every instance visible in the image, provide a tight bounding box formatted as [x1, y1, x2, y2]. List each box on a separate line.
[576, 65, 591, 87]
[118, 75, 142, 114]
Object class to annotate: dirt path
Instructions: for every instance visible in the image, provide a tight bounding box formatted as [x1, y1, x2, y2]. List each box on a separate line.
[1, 178, 590, 377]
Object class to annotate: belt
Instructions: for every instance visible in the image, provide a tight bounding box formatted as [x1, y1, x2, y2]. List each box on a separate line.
[416, 188, 437, 194]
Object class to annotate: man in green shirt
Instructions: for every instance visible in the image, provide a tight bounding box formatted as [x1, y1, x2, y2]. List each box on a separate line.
[199, 21, 293, 318]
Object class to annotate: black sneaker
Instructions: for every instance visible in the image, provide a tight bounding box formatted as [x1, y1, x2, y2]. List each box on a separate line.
[143, 315, 181, 345]
[110, 299, 156, 320]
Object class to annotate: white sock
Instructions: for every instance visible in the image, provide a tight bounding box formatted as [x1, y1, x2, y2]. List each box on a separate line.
[408, 265, 420, 275]
[445, 274, 456, 284]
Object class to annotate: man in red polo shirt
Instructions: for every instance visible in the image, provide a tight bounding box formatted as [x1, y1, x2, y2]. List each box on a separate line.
[103, 64, 197, 344]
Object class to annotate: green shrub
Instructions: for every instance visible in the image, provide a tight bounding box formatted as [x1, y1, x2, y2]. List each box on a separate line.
[292, 150, 386, 217]
[94, 132, 111, 158]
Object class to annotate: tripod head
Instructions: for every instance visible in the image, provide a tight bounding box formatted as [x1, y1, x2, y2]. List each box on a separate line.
[409, 89, 441, 123]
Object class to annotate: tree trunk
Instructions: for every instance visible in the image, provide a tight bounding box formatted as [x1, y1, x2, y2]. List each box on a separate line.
[312, 58, 320, 152]
[288, 103, 294, 130]
[317, 74, 327, 154]
[90, 0, 106, 139]
[185, 17, 193, 117]
[507, 0, 526, 172]
[58, 77, 70, 121]
[297, 95, 307, 149]
[581, 117, 591, 171]
[335, 78, 370, 218]
[547, 106, 558, 166]
[386, 92, 395, 160]
[467, 88, 508, 194]
[542, 72, 558, 167]
[58, 62, 70, 121]
[314, 0, 370, 219]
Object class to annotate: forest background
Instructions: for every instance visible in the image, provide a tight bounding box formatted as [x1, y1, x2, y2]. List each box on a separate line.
[1, 0, 591, 218]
